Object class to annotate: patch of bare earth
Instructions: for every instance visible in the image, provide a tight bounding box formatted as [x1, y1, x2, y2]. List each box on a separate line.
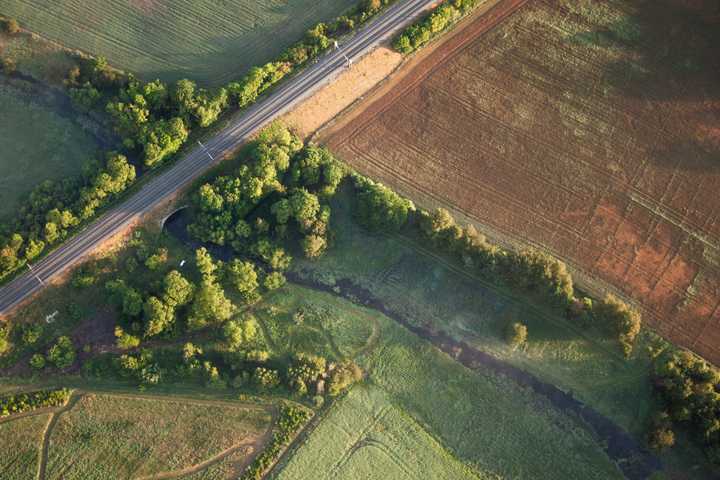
[281, 46, 403, 140]
[322, 0, 720, 364]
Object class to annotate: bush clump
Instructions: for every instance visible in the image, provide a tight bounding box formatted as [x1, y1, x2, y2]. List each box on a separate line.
[0, 388, 70, 417]
[394, 0, 483, 54]
[505, 322, 528, 348]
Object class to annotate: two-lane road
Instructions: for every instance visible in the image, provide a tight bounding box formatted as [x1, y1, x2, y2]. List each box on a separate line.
[0, 0, 436, 316]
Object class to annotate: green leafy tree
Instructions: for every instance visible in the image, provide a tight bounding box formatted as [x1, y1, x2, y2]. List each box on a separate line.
[115, 326, 141, 350]
[505, 322, 528, 348]
[226, 259, 259, 303]
[354, 176, 415, 232]
[162, 270, 195, 307]
[29, 354, 46, 370]
[595, 294, 641, 357]
[47, 336, 76, 369]
[222, 319, 245, 351]
[264, 271, 286, 291]
[143, 296, 175, 337]
[188, 279, 234, 330]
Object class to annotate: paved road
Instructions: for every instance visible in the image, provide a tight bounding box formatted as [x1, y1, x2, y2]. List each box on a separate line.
[0, 0, 436, 316]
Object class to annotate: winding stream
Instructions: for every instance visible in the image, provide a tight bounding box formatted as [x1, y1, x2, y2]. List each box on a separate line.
[164, 209, 661, 480]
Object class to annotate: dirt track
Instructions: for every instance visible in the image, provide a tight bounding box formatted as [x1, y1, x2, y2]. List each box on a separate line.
[322, 0, 720, 364]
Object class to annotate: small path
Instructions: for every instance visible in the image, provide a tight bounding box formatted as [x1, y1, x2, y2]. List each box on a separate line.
[37, 391, 82, 480]
[134, 407, 277, 480]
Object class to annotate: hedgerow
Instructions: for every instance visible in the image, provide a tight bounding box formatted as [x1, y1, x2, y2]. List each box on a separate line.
[0, 388, 71, 417]
[394, 0, 484, 54]
[239, 404, 311, 480]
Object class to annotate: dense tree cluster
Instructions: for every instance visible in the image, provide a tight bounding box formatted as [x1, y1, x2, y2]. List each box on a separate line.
[353, 175, 415, 232]
[394, 0, 483, 54]
[593, 294, 642, 357]
[652, 348, 720, 462]
[188, 125, 344, 270]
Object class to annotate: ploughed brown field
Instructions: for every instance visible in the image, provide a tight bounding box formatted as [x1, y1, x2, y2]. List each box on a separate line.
[323, 0, 720, 362]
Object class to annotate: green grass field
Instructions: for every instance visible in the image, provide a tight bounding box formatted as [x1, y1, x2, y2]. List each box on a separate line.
[0, 82, 100, 220]
[272, 385, 486, 480]
[292, 185, 657, 435]
[0, 413, 49, 480]
[1, 0, 358, 86]
[267, 285, 622, 479]
[45, 393, 272, 479]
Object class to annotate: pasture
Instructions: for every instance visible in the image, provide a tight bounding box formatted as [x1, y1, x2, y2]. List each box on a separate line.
[270, 285, 622, 479]
[1, 0, 358, 86]
[43, 393, 273, 480]
[323, 0, 720, 364]
[0, 413, 49, 480]
[0, 82, 100, 220]
[272, 385, 485, 480]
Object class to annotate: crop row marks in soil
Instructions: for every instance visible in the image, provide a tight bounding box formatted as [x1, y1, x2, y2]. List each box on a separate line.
[348, 120, 589, 242]
[332, 0, 531, 142]
[342, 135, 585, 264]
[449, 60, 627, 141]
[366, 116, 590, 244]
[425, 85, 715, 250]
[396, 87, 593, 202]
[545, 0, 642, 41]
[629, 193, 720, 261]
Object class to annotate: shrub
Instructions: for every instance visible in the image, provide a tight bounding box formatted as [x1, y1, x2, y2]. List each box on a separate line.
[595, 294, 641, 357]
[20, 323, 43, 346]
[29, 354, 46, 369]
[1, 57, 16, 74]
[239, 405, 311, 480]
[2, 18, 20, 35]
[253, 367, 280, 390]
[327, 360, 362, 396]
[0, 389, 70, 417]
[115, 326, 141, 350]
[264, 271, 286, 291]
[47, 336, 76, 369]
[505, 322, 528, 348]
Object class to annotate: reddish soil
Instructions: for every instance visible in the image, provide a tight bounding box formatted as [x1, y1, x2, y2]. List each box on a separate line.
[322, 0, 720, 363]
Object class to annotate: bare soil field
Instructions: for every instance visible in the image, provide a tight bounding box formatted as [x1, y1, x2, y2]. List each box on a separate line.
[323, 0, 720, 363]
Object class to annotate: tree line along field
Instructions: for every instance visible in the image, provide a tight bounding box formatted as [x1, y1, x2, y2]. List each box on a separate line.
[323, 0, 720, 364]
[0, 391, 274, 480]
[0, 0, 358, 87]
